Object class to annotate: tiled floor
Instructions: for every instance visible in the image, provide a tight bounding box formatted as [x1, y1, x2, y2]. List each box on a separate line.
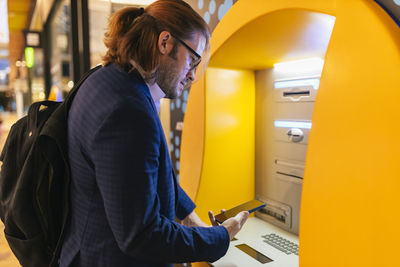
[0, 112, 22, 266]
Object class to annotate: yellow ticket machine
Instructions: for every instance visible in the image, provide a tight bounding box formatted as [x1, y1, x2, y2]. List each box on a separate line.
[180, 0, 400, 266]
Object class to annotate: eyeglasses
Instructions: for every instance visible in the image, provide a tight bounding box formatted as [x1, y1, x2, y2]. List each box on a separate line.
[171, 33, 202, 71]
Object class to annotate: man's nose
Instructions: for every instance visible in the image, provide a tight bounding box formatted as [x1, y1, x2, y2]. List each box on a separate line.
[186, 68, 195, 82]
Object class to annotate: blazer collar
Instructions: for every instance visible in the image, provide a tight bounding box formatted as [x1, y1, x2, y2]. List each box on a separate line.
[110, 64, 157, 114]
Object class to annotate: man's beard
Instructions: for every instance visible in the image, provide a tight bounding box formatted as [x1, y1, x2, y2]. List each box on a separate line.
[156, 58, 182, 99]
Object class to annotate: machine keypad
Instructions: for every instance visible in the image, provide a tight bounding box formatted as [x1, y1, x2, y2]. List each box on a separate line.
[262, 233, 299, 255]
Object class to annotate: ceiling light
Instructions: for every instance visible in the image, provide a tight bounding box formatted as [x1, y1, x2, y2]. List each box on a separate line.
[274, 57, 324, 74]
[274, 120, 312, 129]
[274, 78, 320, 90]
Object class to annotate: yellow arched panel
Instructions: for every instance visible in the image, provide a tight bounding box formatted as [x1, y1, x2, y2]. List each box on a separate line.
[194, 67, 255, 223]
[181, 0, 400, 266]
[181, 0, 337, 222]
[210, 9, 335, 69]
[300, 1, 400, 267]
[180, 76, 205, 200]
[210, 0, 336, 58]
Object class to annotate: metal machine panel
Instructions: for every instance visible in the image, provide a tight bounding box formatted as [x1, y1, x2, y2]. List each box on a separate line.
[255, 62, 323, 235]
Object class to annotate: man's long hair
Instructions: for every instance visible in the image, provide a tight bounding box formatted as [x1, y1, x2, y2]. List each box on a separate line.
[102, 0, 210, 76]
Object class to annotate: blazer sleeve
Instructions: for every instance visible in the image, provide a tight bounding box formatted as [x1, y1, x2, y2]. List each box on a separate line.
[175, 183, 196, 220]
[89, 98, 229, 263]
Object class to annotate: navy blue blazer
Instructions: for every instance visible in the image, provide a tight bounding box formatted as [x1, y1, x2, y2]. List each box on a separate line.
[60, 64, 229, 267]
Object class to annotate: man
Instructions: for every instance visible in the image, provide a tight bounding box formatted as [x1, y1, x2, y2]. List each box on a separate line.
[60, 1, 248, 266]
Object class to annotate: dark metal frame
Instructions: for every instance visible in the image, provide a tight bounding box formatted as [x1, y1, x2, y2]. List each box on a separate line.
[70, 0, 91, 83]
[43, 0, 90, 97]
[43, 0, 61, 97]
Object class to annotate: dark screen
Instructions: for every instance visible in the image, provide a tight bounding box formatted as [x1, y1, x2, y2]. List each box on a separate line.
[215, 199, 266, 223]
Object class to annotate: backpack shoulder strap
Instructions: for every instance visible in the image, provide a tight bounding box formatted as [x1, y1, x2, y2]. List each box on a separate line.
[40, 65, 102, 142]
[27, 101, 59, 131]
[64, 65, 102, 108]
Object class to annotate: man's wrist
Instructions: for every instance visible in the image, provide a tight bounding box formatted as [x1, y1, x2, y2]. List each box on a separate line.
[182, 211, 209, 227]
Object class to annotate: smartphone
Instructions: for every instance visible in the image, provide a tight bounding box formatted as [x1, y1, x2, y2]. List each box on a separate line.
[214, 199, 266, 224]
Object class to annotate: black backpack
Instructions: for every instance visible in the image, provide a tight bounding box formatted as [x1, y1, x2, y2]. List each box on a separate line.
[0, 65, 101, 267]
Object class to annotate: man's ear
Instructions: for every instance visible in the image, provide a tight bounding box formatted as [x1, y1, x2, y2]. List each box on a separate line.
[158, 31, 173, 55]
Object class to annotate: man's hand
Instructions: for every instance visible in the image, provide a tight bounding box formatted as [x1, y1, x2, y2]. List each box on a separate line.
[208, 210, 249, 240]
[221, 211, 249, 240]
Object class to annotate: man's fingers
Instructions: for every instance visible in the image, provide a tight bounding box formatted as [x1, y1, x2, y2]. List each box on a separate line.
[208, 210, 219, 226]
[220, 209, 226, 214]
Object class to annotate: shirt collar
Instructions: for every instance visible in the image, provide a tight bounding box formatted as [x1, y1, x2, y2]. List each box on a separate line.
[129, 59, 165, 113]
[146, 81, 165, 113]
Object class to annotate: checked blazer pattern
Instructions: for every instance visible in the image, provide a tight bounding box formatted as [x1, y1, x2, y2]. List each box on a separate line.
[60, 64, 229, 267]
